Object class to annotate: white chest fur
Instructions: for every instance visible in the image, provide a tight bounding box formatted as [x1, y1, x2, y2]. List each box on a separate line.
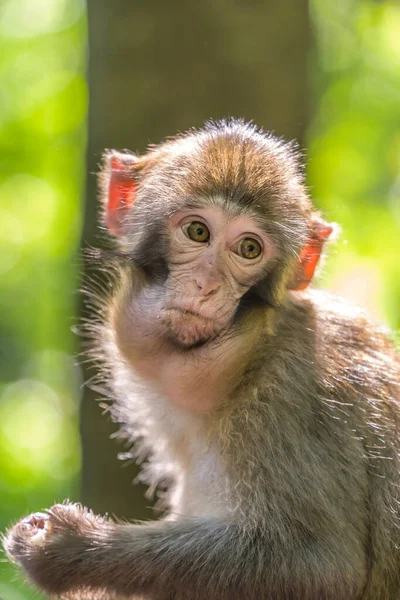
[110, 354, 231, 519]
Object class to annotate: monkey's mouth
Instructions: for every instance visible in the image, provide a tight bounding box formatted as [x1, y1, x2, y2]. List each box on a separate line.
[163, 307, 222, 348]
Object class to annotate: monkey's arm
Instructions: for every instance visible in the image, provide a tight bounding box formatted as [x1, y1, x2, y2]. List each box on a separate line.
[4, 502, 363, 600]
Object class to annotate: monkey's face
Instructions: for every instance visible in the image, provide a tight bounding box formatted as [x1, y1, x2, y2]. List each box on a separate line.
[160, 204, 275, 348]
[112, 202, 276, 353]
[102, 122, 332, 357]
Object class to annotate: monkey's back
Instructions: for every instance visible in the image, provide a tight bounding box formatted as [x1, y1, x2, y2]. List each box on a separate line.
[309, 290, 399, 419]
[286, 291, 400, 598]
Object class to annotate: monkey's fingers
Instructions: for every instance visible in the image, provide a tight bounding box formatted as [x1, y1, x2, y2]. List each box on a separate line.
[3, 503, 112, 599]
[3, 511, 52, 564]
[3, 503, 87, 561]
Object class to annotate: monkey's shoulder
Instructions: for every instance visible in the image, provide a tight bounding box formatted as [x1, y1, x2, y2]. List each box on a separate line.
[294, 289, 399, 393]
[307, 290, 395, 350]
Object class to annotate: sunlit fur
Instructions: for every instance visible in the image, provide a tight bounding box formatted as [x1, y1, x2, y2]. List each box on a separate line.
[3, 120, 400, 600]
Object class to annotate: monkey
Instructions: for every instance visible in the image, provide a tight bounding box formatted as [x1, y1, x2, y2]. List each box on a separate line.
[3, 119, 400, 600]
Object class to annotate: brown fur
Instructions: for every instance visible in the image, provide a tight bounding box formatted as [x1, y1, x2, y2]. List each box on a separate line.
[3, 120, 400, 599]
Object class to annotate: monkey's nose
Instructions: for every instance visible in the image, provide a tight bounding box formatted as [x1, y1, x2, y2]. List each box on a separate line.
[195, 276, 220, 296]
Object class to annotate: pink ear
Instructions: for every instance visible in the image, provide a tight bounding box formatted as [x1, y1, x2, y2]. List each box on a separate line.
[289, 218, 334, 291]
[106, 153, 138, 236]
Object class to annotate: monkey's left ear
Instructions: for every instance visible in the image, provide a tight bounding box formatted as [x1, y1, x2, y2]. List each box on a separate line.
[103, 151, 139, 236]
[288, 217, 334, 291]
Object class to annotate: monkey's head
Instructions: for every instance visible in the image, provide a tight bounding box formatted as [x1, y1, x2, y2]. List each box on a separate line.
[100, 120, 333, 351]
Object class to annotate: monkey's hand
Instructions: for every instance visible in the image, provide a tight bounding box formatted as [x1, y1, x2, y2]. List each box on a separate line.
[3, 502, 110, 598]
[3, 503, 364, 600]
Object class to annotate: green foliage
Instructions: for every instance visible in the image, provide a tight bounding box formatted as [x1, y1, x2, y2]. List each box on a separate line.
[309, 0, 400, 331]
[0, 0, 86, 596]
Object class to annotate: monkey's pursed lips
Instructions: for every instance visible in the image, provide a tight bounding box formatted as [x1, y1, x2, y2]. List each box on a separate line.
[162, 307, 222, 348]
[169, 307, 202, 317]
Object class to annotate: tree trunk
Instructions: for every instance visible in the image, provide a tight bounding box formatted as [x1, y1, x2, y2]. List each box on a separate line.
[82, 0, 309, 520]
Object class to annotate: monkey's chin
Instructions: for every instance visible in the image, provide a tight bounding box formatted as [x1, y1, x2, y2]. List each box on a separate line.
[163, 308, 222, 349]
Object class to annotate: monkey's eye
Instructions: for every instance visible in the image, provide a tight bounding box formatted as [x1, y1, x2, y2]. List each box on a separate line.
[185, 221, 210, 243]
[237, 238, 262, 259]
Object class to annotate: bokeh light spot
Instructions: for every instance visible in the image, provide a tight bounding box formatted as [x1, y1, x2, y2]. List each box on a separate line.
[0, 208, 24, 274]
[0, 174, 57, 242]
[0, 379, 63, 453]
[0, 0, 85, 39]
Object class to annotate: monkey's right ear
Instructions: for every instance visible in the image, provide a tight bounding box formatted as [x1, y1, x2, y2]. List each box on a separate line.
[103, 151, 139, 236]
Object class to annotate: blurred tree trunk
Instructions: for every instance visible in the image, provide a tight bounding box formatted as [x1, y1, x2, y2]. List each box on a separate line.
[82, 0, 309, 519]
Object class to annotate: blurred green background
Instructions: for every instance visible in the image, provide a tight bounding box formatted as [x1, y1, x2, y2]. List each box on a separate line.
[0, 0, 399, 597]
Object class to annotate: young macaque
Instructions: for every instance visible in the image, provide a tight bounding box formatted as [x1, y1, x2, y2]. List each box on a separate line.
[3, 120, 400, 599]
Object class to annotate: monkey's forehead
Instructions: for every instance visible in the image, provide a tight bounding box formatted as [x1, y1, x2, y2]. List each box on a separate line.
[134, 122, 311, 220]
